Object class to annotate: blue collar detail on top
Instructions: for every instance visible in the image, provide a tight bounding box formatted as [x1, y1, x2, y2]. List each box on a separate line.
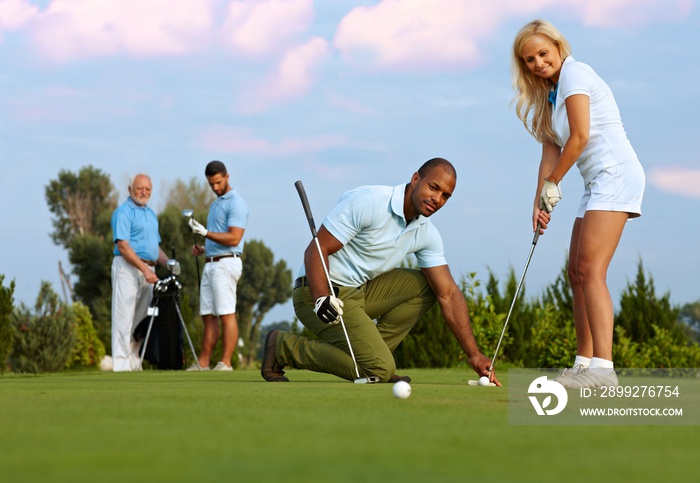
[549, 83, 559, 107]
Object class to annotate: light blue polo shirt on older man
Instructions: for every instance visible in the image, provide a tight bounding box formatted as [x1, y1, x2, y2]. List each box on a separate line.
[302, 184, 447, 288]
[111, 197, 161, 261]
[204, 188, 249, 257]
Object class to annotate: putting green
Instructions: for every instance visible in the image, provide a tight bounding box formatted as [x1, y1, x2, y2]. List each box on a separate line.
[1, 368, 697, 482]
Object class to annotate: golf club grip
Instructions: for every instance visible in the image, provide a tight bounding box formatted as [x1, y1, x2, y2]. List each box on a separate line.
[295, 180, 318, 237]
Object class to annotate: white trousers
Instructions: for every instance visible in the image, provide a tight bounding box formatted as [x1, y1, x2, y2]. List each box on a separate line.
[111, 256, 154, 372]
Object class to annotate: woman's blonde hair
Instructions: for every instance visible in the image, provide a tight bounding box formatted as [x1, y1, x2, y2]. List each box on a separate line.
[511, 19, 572, 144]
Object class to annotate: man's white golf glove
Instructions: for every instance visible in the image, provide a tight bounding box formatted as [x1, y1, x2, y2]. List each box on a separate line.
[314, 296, 344, 325]
[188, 218, 208, 237]
[539, 179, 562, 213]
[167, 259, 181, 276]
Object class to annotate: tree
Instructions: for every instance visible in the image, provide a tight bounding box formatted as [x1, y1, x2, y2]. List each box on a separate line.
[678, 300, 700, 343]
[68, 234, 114, 346]
[160, 177, 215, 214]
[158, 179, 217, 320]
[236, 240, 293, 366]
[616, 259, 682, 343]
[0, 275, 15, 374]
[45, 166, 116, 250]
[45, 167, 117, 348]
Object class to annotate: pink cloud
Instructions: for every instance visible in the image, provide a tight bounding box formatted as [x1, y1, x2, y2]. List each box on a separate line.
[28, 0, 216, 60]
[223, 0, 314, 57]
[199, 125, 349, 155]
[239, 36, 329, 113]
[0, 0, 38, 31]
[333, 0, 694, 73]
[334, 0, 495, 72]
[568, 0, 695, 28]
[649, 166, 700, 199]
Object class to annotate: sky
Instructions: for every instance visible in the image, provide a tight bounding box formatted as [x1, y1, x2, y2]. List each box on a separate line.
[1, 0, 698, 326]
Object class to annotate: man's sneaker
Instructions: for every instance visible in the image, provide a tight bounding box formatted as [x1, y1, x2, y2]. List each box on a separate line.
[553, 364, 586, 385]
[186, 363, 210, 372]
[213, 362, 233, 372]
[557, 368, 619, 389]
[261, 330, 289, 382]
[388, 374, 411, 383]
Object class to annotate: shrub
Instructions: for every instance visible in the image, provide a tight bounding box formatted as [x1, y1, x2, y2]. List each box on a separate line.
[67, 302, 106, 368]
[8, 282, 77, 373]
[394, 302, 463, 368]
[528, 305, 577, 368]
[463, 273, 510, 366]
[642, 325, 700, 369]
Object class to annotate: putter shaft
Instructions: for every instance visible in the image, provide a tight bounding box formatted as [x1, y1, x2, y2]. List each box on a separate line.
[488, 227, 541, 373]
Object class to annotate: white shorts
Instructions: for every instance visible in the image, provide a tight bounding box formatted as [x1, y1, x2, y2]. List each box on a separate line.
[200, 257, 242, 316]
[577, 160, 645, 218]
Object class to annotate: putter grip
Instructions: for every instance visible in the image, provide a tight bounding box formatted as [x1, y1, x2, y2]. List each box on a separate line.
[295, 180, 318, 237]
[533, 224, 542, 245]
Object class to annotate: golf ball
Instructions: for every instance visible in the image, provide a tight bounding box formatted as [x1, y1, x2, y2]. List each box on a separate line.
[478, 376, 490, 386]
[392, 380, 412, 399]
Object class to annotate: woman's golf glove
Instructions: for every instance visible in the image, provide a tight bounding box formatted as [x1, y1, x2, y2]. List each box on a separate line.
[314, 296, 344, 325]
[539, 180, 562, 213]
[188, 218, 208, 237]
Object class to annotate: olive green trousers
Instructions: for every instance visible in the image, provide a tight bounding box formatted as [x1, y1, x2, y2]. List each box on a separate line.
[276, 268, 436, 382]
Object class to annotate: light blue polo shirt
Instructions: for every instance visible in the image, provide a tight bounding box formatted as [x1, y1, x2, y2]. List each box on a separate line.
[302, 184, 447, 287]
[205, 188, 249, 257]
[111, 197, 161, 261]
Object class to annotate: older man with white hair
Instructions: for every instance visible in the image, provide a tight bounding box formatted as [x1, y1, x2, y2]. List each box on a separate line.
[110, 174, 179, 372]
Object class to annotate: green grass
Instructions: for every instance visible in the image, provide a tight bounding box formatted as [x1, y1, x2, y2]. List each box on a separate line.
[1, 368, 698, 483]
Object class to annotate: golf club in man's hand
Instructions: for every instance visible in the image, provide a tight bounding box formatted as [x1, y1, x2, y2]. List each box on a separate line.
[182, 209, 201, 294]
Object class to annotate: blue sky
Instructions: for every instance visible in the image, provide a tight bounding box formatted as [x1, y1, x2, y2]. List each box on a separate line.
[1, 0, 698, 325]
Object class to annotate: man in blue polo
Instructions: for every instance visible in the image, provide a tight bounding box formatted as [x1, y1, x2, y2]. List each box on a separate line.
[111, 174, 179, 372]
[261, 158, 501, 385]
[187, 160, 249, 371]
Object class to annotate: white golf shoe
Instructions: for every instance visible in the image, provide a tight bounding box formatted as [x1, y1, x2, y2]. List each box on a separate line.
[213, 362, 233, 372]
[556, 368, 619, 389]
[186, 363, 210, 371]
[553, 364, 586, 385]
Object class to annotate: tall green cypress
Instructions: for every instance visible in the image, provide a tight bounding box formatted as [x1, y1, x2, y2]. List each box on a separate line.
[0, 275, 15, 374]
[616, 259, 682, 343]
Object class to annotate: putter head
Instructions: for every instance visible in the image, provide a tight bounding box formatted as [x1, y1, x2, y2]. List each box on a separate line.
[354, 376, 380, 384]
[467, 379, 497, 387]
[182, 209, 193, 218]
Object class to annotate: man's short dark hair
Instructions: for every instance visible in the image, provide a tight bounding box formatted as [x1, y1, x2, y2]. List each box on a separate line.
[418, 157, 456, 180]
[205, 160, 227, 177]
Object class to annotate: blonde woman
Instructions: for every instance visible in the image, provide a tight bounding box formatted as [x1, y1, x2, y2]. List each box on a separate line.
[511, 20, 645, 388]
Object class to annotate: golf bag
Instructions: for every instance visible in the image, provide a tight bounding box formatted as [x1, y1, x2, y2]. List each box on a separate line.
[134, 275, 197, 370]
